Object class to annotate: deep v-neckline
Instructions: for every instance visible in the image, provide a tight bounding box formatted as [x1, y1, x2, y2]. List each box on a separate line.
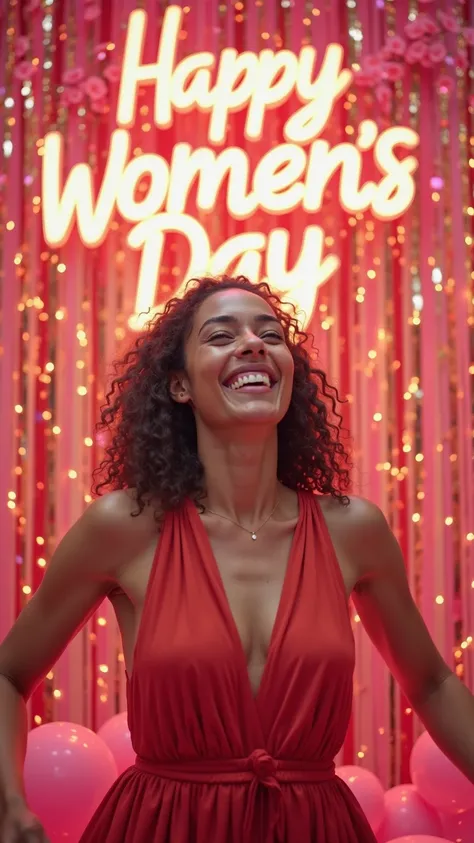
[188, 491, 304, 704]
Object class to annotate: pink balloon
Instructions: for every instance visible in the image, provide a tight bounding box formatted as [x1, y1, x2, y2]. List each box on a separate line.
[24, 721, 118, 841]
[438, 807, 474, 843]
[378, 785, 443, 841]
[97, 711, 136, 775]
[385, 838, 451, 843]
[336, 765, 385, 834]
[410, 732, 474, 815]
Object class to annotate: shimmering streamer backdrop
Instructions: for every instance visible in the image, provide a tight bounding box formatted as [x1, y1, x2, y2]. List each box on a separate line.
[0, 0, 472, 788]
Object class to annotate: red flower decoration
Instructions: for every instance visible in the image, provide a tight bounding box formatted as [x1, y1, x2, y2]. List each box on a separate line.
[82, 75, 107, 101]
[62, 67, 85, 86]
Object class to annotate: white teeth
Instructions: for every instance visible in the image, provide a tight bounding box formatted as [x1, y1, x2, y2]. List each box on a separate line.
[228, 372, 271, 390]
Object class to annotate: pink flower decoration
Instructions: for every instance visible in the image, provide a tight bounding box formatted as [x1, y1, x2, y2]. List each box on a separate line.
[90, 98, 107, 114]
[361, 54, 384, 82]
[418, 13, 440, 36]
[13, 61, 37, 81]
[84, 3, 101, 21]
[353, 70, 375, 87]
[404, 19, 426, 40]
[428, 41, 447, 64]
[15, 36, 30, 59]
[405, 40, 428, 65]
[103, 64, 121, 84]
[438, 11, 460, 34]
[383, 61, 405, 82]
[419, 53, 434, 69]
[67, 86, 85, 104]
[437, 74, 455, 94]
[464, 27, 474, 46]
[62, 67, 85, 86]
[385, 35, 406, 57]
[82, 75, 107, 101]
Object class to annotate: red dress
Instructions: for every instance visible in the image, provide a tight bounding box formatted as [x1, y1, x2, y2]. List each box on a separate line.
[79, 491, 377, 842]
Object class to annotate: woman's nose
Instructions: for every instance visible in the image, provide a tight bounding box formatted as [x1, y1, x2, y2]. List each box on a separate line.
[236, 331, 266, 357]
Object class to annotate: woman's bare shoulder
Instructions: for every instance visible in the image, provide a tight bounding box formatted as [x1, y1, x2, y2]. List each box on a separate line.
[82, 490, 161, 569]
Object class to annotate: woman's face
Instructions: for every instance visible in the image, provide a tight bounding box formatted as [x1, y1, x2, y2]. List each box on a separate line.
[172, 289, 295, 431]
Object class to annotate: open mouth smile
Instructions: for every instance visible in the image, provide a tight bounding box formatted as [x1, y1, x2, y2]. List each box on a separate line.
[223, 370, 278, 393]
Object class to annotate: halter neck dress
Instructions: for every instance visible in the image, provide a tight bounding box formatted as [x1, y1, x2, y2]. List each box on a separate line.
[79, 491, 377, 842]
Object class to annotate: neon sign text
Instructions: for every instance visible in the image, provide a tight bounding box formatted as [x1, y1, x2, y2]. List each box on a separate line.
[42, 6, 419, 330]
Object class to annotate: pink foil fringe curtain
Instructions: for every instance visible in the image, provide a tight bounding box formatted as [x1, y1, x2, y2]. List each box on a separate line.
[0, 0, 473, 788]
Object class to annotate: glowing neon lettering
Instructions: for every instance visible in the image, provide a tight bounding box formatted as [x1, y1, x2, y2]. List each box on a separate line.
[41, 5, 420, 331]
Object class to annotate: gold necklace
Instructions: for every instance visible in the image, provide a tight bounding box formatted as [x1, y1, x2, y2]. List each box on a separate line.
[204, 499, 279, 541]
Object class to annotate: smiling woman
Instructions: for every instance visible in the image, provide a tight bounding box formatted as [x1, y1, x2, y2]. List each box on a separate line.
[93, 274, 351, 517]
[1, 275, 473, 843]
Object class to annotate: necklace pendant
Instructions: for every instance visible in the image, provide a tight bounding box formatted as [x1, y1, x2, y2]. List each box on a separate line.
[251, 533, 257, 541]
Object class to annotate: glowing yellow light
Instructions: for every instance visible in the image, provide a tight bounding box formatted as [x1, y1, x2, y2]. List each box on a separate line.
[99, 664, 109, 673]
[37, 558, 46, 568]
[467, 533, 474, 542]
[57, 262, 66, 273]
[68, 469, 77, 479]
[412, 513, 421, 523]
[84, 494, 92, 503]
[34, 715, 42, 725]
[415, 453, 424, 462]
[77, 386, 87, 396]
[373, 412, 382, 421]
[42, 410, 52, 420]
[368, 349, 376, 359]
[55, 309, 65, 320]
[14, 404, 23, 413]
[445, 516, 454, 526]
[97, 617, 107, 626]
[6, 220, 15, 230]
[53, 689, 62, 699]
[36, 536, 45, 545]
[52, 425, 61, 434]
[22, 585, 32, 595]
[435, 595, 444, 605]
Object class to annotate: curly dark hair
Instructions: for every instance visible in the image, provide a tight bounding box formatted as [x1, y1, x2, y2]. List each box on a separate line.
[93, 275, 351, 515]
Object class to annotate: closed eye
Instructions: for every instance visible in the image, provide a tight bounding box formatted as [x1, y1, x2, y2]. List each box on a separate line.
[262, 331, 284, 341]
[207, 331, 234, 342]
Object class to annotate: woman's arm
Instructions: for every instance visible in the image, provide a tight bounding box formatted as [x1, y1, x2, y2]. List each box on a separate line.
[0, 490, 151, 808]
[342, 497, 474, 782]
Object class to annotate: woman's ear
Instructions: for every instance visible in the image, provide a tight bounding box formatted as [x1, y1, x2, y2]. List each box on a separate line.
[169, 371, 192, 404]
